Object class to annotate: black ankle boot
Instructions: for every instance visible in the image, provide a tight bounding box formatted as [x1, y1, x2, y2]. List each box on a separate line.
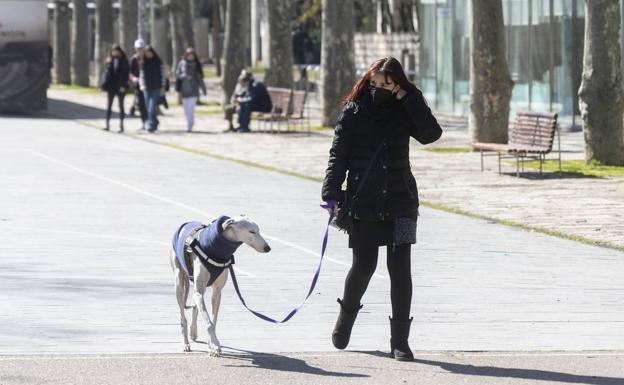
[390, 317, 414, 361]
[332, 298, 362, 350]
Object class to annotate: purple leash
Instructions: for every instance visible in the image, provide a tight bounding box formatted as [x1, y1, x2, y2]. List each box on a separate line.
[228, 209, 336, 323]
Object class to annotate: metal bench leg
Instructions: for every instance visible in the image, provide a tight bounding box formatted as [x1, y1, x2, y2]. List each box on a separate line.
[539, 154, 543, 174]
[498, 152, 502, 175]
[516, 154, 520, 177]
[480, 150, 484, 172]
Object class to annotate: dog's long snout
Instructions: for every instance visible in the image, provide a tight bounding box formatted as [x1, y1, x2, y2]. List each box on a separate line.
[263, 244, 271, 253]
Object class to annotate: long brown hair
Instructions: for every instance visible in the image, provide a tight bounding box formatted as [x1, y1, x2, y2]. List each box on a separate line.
[140, 45, 162, 70]
[342, 57, 421, 106]
[106, 44, 127, 63]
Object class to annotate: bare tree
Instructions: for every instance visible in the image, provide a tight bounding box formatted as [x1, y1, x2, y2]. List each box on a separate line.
[169, 0, 195, 70]
[578, 0, 624, 165]
[222, 0, 248, 103]
[264, 0, 293, 88]
[95, 0, 115, 85]
[53, 0, 71, 85]
[389, 0, 403, 31]
[71, 0, 89, 86]
[469, 0, 513, 144]
[321, 0, 356, 127]
[119, 0, 138, 55]
[212, 0, 222, 76]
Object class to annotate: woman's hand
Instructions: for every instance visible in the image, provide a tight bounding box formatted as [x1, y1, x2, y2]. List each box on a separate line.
[140, 85, 146, 92]
[320, 200, 340, 216]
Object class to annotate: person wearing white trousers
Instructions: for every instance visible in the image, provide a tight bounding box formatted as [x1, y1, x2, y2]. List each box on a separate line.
[182, 96, 198, 131]
[176, 48, 206, 132]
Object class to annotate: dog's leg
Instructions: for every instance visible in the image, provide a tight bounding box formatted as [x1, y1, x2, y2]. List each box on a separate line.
[175, 265, 191, 352]
[210, 270, 229, 329]
[193, 268, 221, 356]
[190, 284, 198, 341]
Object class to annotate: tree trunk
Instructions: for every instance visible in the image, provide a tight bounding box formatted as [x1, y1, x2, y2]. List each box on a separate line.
[95, 0, 114, 85]
[119, 0, 138, 56]
[222, 0, 247, 104]
[159, 2, 173, 67]
[376, 0, 387, 33]
[170, 0, 195, 71]
[212, 0, 222, 76]
[469, 0, 513, 144]
[321, 0, 355, 127]
[180, 0, 195, 49]
[169, 0, 183, 71]
[412, 0, 422, 84]
[578, 0, 624, 165]
[389, 0, 403, 32]
[53, 1, 71, 85]
[264, 0, 293, 89]
[71, 0, 89, 86]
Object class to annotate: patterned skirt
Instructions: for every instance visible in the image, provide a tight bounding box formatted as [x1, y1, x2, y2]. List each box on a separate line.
[348, 216, 417, 249]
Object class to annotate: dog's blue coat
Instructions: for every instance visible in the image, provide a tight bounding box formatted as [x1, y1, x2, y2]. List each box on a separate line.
[172, 216, 242, 286]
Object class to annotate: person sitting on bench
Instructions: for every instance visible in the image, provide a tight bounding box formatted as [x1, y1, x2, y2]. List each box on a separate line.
[224, 71, 272, 133]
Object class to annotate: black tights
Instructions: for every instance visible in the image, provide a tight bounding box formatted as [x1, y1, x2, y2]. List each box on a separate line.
[106, 90, 126, 122]
[341, 244, 412, 320]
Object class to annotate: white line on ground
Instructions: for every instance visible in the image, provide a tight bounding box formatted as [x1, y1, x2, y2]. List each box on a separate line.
[28, 150, 386, 279]
[0, 216, 254, 278]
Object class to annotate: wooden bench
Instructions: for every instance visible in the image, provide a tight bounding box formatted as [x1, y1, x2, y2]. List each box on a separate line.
[286, 90, 309, 131]
[253, 87, 292, 132]
[471, 111, 561, 177]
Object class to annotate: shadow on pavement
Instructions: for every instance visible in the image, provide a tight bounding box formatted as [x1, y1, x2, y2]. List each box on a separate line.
[47, 97, 123, 120]
[501, 171, 601, 180]
[1, 98, 133, 121]
[413, 358, 624, 385]
[219, 347, 369, 378]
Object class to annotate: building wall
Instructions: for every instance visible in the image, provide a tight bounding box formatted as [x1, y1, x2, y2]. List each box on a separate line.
[419, 0, 586, 129]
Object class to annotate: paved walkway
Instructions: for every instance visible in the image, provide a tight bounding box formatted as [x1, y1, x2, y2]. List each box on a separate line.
[2, 352, 623, 385]
[2, 96, 624, 384]
[46, 86, 624, 250]
[2, 112, 624, 355]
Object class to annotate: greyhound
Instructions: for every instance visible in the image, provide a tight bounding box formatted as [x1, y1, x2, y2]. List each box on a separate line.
[169, 215, 271, 355]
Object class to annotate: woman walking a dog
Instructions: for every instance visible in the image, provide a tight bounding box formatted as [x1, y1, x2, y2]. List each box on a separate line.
[322, 57, 442, 361]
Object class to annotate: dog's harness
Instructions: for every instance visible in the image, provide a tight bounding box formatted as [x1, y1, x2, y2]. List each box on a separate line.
[172, 216, 241, 287]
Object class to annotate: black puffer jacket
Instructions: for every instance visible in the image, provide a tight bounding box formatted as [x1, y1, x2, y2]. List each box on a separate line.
[321, 90, 442, 222]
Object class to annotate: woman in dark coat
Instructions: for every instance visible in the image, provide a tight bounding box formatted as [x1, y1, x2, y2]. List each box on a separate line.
[321, 57, 442, 361]
[100, 44, 129, 132]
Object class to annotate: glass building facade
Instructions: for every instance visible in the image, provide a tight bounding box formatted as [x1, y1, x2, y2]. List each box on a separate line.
[419, 0, 591, 129]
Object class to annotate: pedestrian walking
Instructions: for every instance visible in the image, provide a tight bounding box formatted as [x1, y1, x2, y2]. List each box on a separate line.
[100, 44, 129, 133]
[321, 57, 443, 361]
[176, 48, 206, 132]
[129, 39, 148, 130]
[139, 46, 167, 133]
